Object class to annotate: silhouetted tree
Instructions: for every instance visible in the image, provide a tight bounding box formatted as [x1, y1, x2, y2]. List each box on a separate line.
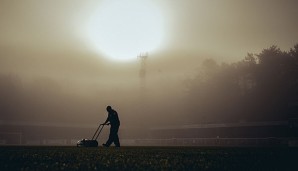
[188, 59, 243, 123]
[254, 45, 294, 120]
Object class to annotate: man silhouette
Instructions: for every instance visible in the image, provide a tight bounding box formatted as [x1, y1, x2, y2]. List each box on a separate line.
[102, 106, 120, 147]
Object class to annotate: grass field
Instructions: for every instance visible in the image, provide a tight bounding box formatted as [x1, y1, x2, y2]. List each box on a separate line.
[0, 146, 297, 171]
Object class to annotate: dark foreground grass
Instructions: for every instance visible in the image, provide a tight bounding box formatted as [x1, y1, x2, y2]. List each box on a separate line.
[0, 146, 297, 171]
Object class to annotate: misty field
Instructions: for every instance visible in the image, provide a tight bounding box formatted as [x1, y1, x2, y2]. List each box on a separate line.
[0, 146, 297, 171]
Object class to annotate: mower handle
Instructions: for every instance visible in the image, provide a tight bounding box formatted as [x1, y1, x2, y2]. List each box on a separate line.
[92, 123, 105, 140]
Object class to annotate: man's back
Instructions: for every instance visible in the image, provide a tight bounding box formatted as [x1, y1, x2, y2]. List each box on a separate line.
[108, 109, 120, 126]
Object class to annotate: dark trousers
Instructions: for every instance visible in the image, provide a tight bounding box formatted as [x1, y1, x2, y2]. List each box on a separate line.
[105, 125, 120, 147]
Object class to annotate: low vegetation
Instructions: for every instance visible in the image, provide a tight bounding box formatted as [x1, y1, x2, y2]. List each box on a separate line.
[0, 146, 296, 170]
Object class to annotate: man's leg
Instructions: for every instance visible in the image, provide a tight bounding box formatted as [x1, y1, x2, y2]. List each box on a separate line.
[114, 126, 120, 147]
[114, 134, 120, 147]
[104, 127, 114, 147]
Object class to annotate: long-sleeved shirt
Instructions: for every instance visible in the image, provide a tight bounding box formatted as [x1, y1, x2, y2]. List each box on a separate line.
[105, 109, 120, 126]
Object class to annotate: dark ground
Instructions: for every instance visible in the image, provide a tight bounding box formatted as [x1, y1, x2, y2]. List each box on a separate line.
[0, 146, 297, 171]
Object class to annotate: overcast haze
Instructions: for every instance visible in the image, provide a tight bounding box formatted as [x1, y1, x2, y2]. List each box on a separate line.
[1, 0, 298, 129]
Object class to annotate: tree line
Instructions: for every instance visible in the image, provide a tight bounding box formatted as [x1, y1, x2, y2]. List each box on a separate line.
[187, 44, 298, 123]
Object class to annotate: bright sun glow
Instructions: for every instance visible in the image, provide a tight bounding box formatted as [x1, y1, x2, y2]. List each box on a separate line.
[87, 0, 165, 62]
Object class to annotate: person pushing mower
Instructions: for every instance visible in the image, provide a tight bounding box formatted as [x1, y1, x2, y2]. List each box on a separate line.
[102, 105, 120, 147]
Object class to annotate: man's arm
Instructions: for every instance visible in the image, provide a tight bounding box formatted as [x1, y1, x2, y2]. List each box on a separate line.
[102, 115, 110, 125]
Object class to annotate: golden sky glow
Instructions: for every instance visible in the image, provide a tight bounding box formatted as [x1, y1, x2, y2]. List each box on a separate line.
[0, 0, 297, 62]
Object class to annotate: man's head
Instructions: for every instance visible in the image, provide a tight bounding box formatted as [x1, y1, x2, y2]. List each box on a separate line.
[106, 106, 112, 112]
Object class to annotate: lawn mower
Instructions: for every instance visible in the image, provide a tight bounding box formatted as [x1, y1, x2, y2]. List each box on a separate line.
[77, 123, 105, 147]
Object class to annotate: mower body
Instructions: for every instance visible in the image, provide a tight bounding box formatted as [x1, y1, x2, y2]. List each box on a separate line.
[77, 139, 98, 147]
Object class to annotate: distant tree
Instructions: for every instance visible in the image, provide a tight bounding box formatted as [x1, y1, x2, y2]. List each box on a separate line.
[244, 53, 257, 65]
[187, 59, 243, 123]
[253, 45, 294, 120]
[289, 44, 298, 58]
[0, 74, 23, 120]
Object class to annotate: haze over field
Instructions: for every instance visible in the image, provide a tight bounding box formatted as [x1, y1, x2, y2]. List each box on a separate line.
[1, 0, 298, 129]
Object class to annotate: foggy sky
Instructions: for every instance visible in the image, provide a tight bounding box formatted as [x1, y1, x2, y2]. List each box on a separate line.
[162, 0, 298, 60]
[1, 0, 297, 62]
[1, 0, 298, 127]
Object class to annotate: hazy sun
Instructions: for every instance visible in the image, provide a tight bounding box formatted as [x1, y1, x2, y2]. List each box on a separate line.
[87, 0, 165, 61]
